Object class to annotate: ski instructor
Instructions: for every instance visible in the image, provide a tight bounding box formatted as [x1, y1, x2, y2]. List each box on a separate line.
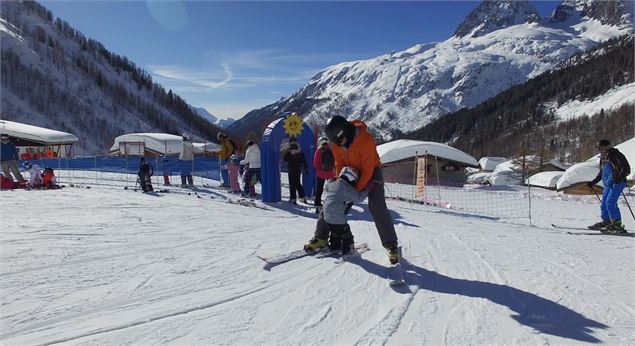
[304, 115, 400, 264]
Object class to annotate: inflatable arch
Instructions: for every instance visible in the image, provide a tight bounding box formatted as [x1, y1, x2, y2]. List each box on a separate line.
[261, 113, 315, 203]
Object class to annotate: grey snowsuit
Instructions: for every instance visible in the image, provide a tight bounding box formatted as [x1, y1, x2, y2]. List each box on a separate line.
[322, 178, 367, 225]
[316, 177, 366, 248]
[314, 167, 397, 247]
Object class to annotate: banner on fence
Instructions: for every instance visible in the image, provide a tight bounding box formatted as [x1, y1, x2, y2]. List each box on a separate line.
[415, 155, 426, 198]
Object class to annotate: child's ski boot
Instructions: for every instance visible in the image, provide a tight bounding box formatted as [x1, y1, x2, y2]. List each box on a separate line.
[303, 237, 327, 252]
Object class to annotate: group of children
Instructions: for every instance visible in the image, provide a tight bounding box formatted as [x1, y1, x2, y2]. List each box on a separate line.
[0, 161, 59, 190]
[227, 139, 261, 196]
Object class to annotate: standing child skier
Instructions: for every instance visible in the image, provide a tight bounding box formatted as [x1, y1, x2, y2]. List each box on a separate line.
[227, 154, 241, 194]
[137, 157, 154, 192]
[304, 166, 367, 255]
[313, 136, 336, 213]
[161, 156, 171, 186]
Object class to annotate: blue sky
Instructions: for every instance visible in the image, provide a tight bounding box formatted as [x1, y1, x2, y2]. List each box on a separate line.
[41, 1, 560, 120]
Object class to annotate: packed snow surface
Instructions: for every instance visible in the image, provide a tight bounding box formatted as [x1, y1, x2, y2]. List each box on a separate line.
[1, 174, 634, 345]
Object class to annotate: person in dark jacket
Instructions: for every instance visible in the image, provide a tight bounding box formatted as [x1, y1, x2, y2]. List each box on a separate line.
[1, 134, 25, 183]
[587, 139, 630, 233]
[282, 137, 308, 204]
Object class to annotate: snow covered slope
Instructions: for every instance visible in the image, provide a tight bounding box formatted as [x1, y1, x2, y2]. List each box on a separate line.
[194, 107, 235, 129]
[236, 0, 633, 139]
[1, 174, 633, 344]
[0, 2, 221, 154]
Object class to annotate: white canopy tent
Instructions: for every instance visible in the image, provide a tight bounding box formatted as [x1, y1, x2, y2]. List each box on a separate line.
[0, 120, 79, 158]
[0, 120, 78, 146]
[109, 133, 219, 156]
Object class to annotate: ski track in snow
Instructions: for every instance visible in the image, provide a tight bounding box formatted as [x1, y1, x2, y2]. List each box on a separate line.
[1, 177, 633, 344]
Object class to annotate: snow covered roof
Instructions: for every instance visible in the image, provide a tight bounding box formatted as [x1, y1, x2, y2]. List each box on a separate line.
[493, 156, 566, 174]
[478, 157, 508, 171]
[556, 160, 599, 190]
[590, 136, 635, 180]
[526, 171, 564, 189]
[557, 136, 635, 190]
[377, 139, 477, 166]
[109, 133, 219, 156]
[0, 120, 79, 146]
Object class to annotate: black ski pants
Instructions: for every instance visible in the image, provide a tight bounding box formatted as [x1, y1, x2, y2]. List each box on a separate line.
[288, 171, 305, 200]
[314, 177, 326, 206]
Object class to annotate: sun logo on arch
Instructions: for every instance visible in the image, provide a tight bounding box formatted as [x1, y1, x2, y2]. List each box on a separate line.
[283, 112, 303, 137]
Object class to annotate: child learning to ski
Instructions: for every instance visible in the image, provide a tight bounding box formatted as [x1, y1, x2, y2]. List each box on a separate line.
[137, 157, 154, 192]
[304, 166, 367, 255]
[22, 161, 43, 189]
[305, 116, 400, 264]
[227, 154, 241, 194]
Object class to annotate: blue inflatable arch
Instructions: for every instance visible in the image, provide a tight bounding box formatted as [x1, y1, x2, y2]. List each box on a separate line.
[260, 114, 315, 203]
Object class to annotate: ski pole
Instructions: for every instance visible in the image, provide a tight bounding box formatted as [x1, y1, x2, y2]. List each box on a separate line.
[622, 191, 635, 221]
[592, 188, 601, 202]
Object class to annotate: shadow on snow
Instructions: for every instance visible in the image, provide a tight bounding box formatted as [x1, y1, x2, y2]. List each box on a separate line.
[348, 257, 608, 343]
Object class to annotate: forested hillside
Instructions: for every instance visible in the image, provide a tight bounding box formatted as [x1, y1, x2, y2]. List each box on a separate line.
[401, 36, 634, 162]
[0, 1, 221, 154]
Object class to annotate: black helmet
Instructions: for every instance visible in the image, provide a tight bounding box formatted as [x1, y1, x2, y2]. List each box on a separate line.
[597, 139, 611, 147]
[325, 116, 354, 147]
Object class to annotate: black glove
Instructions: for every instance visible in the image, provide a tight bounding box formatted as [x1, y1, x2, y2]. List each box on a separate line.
[586, 181, 594, 188]
[343, 202, 354, 215]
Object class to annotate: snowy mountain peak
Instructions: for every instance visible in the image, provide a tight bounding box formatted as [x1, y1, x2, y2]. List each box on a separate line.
[551, 0, 634, 27]
[454, 0, 540, 38]
[193, 107, 235, 129]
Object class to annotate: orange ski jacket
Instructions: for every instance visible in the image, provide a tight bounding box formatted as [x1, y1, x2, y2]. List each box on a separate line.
[330, 120, 381, 191]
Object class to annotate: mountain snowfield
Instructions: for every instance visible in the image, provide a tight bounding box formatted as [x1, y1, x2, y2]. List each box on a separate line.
[269, 0, 634, 139]
[1, 174, 633, 345]
[551, 81, 635, 121]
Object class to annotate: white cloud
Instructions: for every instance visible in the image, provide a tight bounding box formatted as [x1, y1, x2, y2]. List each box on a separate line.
[150, 62, 233, 89]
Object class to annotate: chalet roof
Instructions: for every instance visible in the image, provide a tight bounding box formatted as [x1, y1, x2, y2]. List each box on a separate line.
[377, 139, 477, 166]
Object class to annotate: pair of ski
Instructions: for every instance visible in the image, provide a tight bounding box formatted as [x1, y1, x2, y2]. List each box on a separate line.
[257, 243, 369, 267]
[227, 197, 271, 211]
[551, 224, 633, 237]
[257, 243, 406, 286]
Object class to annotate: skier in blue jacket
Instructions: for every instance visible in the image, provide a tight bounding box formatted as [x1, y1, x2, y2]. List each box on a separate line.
[587, 139, 630, 233]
